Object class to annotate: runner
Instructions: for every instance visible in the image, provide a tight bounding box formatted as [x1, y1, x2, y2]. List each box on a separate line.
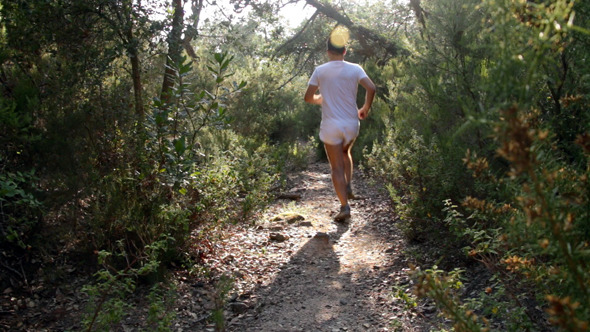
[304, 27, 376, 221]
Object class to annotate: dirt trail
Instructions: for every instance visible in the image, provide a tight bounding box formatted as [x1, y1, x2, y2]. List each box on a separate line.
[175, 162, 439, 331]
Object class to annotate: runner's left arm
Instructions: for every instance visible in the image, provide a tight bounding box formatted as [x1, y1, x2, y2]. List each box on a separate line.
[304, 84, 323, 105]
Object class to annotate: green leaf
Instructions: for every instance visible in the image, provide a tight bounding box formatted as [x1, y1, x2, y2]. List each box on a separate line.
[206, 65, 218, 75]
[174, 136, 186, 156]
[214, 52, 224, 64]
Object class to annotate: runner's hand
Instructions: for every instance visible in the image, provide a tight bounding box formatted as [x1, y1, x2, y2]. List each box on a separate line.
[358, 107, 368, 120]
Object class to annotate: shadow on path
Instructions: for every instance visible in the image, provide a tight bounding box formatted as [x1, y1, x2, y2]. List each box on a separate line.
[228, 221, 367, 331]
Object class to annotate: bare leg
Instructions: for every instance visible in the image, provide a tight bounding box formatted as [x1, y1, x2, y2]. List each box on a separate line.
[324, 143, 348, 207]
[343, 140, 355, 198]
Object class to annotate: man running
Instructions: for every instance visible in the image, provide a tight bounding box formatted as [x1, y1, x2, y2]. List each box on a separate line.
[304, 29, 376, 221]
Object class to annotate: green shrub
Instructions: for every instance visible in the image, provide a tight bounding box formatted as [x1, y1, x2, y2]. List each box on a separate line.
[412, 266, 488, 332]
[0, 169, 43, 250]
[190, 130, 281, 224]
[0, 91, 43, 254]
[79, 52, 287, 329]
[372, 0, 590, 330]
[364, 122, 475, 244]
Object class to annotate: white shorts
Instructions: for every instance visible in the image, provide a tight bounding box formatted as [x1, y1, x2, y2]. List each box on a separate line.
[319, 119, 360, 146]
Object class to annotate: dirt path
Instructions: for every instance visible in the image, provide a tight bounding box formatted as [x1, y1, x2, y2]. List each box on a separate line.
[173, 162, 439, 331]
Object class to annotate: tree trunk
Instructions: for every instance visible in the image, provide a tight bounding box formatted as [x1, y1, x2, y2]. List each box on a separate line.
[122, 0, 144, 118]
[160, 0, 184, 104]
[128, 36, 144, 119]
[183, 0, 204, 60]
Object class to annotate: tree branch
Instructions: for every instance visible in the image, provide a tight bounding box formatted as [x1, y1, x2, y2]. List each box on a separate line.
[273, 10, 319, 58]
[304, 0, 404, 58]
[183, 0, 204, 60]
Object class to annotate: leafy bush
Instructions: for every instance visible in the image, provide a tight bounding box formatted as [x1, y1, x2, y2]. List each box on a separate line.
[364, 122, 475, 244]
[0, 94, 44, 268]
[354, 93, 390, 162]
[0, 170, 43, 250]
[190, 129, 280, 224]
[494, 107, 589, 330]
[85, 53, 241, 260]
[82, 247, 176, 331]
[80, 52, 284, 328]
[397, 0, 590, 330]
[362, 0, 497, 247]
[412, 266, 488, 331]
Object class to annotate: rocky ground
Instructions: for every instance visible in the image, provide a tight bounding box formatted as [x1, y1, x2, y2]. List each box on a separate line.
[1, 162, 445, 331]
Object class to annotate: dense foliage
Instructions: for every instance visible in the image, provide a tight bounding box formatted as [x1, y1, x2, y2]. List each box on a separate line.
[1, 0, 588, 330]
[0, 0, 309, 329]
[363, 0, 590, 330]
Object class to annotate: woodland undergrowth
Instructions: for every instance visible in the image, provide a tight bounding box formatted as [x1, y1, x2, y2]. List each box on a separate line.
[364, 0, 590, 331]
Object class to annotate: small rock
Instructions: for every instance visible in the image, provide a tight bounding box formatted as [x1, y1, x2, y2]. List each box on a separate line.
[298, 221, 313, 227]
[421, 304, 437, 315]
[228, 302, 249, 314]
[269, 224, 285, 231]
[314, 232, 329, 239]
[270, 233, 288, 242]
[228, 293, 239, 302]
[314, 232, 330, 245]
[276, 192, 302, 200]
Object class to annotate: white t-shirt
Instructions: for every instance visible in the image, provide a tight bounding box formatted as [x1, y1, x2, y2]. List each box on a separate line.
[308, 60, 369, 123]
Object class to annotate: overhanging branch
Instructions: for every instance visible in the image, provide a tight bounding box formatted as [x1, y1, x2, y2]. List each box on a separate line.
[304, 0, 404, 57]
[273, 10, 319, 58]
